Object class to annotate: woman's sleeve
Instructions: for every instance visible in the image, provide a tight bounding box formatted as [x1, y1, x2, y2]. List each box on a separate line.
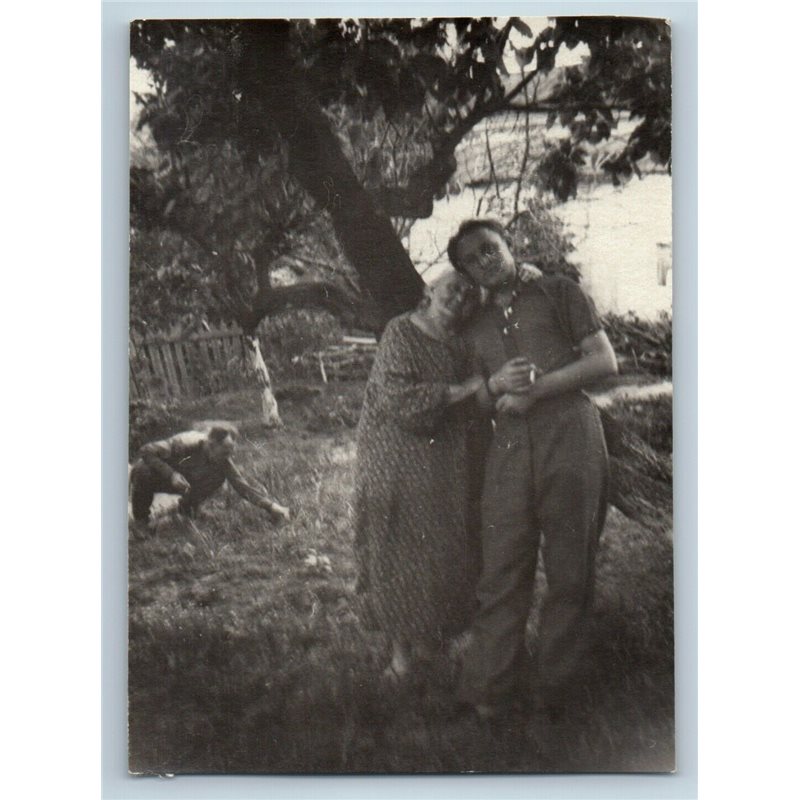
[371, 321, 450, 434]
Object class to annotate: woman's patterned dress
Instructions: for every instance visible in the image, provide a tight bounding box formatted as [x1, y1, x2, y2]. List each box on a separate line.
[353, 313, 480, 648]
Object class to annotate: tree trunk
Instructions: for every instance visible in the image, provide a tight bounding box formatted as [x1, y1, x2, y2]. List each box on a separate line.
[238, 22, 425, 329]
[241, 281, 367, 335]
[242, 335, 281, 428]
[237, 281, 372, 426]
[236, 22, 672, 532]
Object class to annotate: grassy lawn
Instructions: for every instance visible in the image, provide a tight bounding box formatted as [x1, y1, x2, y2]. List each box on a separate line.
[128, 382, 674, 774]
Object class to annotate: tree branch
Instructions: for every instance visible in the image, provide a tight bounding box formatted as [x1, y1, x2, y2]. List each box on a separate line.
[241, 281, 365, 335]
[513, 72, 534, 215]
[373, 64, 549, 220]
[239, 21, 424, 325]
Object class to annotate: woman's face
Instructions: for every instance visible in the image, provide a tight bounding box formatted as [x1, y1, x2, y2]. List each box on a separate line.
[455, 226, 516, 289]
[426, 272, 476, 327]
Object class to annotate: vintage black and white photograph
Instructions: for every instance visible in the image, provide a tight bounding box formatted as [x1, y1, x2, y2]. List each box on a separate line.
[128, 16, 674, 774]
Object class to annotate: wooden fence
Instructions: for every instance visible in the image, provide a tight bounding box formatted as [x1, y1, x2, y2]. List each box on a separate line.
[129, 327, 377, 400]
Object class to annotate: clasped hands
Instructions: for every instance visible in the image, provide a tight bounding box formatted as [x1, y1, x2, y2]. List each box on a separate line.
[488, 357, 537, 415]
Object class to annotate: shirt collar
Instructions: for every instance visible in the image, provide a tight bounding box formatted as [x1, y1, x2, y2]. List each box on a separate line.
[491, 272, 522, 312]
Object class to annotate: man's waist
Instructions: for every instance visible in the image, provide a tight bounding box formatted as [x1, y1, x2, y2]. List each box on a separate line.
[491, 389, 590, 425]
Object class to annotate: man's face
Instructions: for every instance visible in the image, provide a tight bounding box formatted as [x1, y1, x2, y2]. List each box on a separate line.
[207, 432, 236, 462]
[455, 226, 516, 289]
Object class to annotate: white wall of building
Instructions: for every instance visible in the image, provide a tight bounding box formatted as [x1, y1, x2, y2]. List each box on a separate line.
[557, 174, 672, 319]
[407, 173, 672, 320]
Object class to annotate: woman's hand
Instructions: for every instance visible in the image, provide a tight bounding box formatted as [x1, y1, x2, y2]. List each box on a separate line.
[446, 374, 486, 405]
[488, 357, 534, 395]
[463, 375, 486, 395]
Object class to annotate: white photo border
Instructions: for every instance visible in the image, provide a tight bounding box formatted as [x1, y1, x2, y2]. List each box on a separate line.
[104, 2, 697, 797]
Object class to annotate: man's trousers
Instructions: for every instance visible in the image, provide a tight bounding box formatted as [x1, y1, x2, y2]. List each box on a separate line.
[457, 392, 608, 707]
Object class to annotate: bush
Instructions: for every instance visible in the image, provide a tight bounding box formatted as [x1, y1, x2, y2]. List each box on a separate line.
[181, 343, 255, 396]
[257, 309, 344, 378]
[608, 393, 673, 455]
[603, 312, 672, 377]
[303, 390, 363, 433]
[129, 398, 189, 456]
[484, 195, 580, 280]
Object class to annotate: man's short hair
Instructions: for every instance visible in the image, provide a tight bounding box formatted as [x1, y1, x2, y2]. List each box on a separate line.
[205, 422, 239, 442]
[447, 218, 512, 274]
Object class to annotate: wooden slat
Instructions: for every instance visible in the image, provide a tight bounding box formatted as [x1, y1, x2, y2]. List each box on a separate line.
[130, 322, 379, 399]
[144, 343, 167, 388]
[158, 343, 181, 395]
[208, 335, 224, 366]
[167, 341, 189, 394]
[184, 337, 208, 374]
[221, 334, 237, 364]
[171, 340, 192, 393]
[129, 360, 144, 400]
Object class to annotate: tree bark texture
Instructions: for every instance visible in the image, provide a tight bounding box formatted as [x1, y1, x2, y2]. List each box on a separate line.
[242, 335, 282, 428]
[238, 21, 425, 328]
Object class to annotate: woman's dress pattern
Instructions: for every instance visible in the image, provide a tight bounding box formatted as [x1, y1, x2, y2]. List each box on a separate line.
[353, 314, 479, 647]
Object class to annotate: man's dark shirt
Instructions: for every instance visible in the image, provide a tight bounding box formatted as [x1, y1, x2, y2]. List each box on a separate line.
[467, 274, 604, 382]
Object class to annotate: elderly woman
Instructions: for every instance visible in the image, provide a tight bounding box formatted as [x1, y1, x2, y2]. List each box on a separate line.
[352, 269, 491, 681]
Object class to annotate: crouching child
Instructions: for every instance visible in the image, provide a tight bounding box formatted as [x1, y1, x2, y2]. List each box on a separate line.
[129, 422, 290, 530]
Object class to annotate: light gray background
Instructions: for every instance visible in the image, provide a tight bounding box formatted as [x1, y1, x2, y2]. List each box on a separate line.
[103, 2, 697, 797]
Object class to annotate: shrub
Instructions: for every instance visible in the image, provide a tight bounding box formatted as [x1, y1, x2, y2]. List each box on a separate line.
[603, 312, 672, 377]
[607, 393, 673, 455]
[129, 398, 189, 455]
[484, 194, 580, 280]
[303, 390, 363, 433]
[257, 309, 344, 379]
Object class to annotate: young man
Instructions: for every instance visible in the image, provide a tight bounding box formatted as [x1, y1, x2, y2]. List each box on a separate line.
[129, 422, 290, 528]
[447, 219, 618, 719]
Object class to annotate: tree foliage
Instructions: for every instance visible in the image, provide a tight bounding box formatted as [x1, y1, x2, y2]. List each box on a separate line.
[129, 17, 673, 524]
[546, 17, 671, 183]
[130, 17, 671, 330]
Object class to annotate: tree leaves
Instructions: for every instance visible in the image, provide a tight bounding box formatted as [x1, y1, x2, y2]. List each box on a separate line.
[545, 17, 671, 172]
[510, 18, 533, 38]
[534, 140, 584, 202]
[130, 16, 672, 334]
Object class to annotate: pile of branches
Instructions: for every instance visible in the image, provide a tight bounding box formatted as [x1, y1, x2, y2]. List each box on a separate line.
[291, 341, 376, 382]
[602, 312, 672, 376]
[600, 394, 673, 533]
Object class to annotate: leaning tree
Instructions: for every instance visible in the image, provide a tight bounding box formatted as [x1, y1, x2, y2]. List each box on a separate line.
[130, 16, 672, 526]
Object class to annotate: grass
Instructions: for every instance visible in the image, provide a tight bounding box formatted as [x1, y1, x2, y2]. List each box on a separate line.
[128, 382, 674, 774]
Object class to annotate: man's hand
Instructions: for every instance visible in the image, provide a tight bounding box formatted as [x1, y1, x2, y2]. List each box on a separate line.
[489, 357, 535, 395]
[495, 392, 533, 415]
[170, 473, 191, 494]
[269, 503, 291, 524]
